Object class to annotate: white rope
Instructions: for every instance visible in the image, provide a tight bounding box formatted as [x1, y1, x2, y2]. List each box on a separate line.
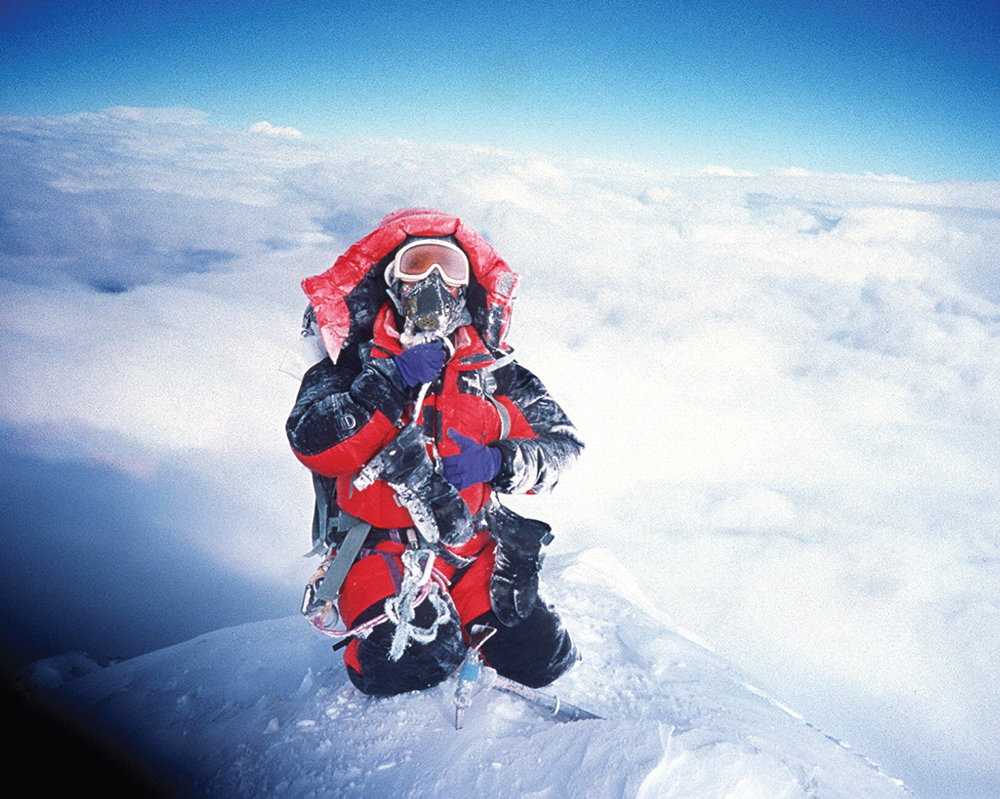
[386, 549, 450, 661]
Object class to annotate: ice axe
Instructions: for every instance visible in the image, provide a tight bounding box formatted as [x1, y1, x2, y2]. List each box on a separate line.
[453, 625, 602, 729]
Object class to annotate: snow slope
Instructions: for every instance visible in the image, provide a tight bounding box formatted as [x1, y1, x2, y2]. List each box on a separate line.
[29, 550, 910, 799]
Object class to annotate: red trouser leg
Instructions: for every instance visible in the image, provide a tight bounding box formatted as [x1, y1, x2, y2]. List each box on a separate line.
[337, 536, 577, 693]
[447, 541, 496, 634]
[338, 542, 467, 696]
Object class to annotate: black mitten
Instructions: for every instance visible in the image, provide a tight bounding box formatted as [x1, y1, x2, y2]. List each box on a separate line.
[487, 505, 553, 627]
[491, 542, 541, 627]
[380, 424, 434, 487]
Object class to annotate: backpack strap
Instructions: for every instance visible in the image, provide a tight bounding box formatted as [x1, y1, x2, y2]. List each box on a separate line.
[313, 513, 371, 604]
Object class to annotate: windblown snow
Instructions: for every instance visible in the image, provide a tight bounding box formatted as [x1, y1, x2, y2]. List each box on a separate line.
[28, 550, 908, 799]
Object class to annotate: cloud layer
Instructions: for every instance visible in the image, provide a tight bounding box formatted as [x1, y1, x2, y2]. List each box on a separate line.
[2, 108, 1000, 799]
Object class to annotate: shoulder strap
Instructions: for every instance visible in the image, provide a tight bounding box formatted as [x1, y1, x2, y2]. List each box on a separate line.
[482, 368, 511, 440]
[313, 513, 371, 603]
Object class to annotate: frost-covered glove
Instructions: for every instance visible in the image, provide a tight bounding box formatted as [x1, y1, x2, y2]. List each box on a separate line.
[376, 424, 474, 548]
[442, 429, 502, 491]
[394, 341, 447, 387]
[378, 423, 434, 488]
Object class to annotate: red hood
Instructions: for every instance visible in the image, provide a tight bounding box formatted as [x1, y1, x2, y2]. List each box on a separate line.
[302, 208, 520, 362]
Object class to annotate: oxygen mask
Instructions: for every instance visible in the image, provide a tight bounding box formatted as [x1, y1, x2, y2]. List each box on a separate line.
[386, 240, 472, 349]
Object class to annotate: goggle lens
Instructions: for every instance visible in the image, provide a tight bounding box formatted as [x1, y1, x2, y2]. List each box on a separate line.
[392, 241, 470, 287]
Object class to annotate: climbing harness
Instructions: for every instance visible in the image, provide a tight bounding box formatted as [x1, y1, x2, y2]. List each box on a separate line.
[301, 513, 371, 616]
[304, 542, 451, 652]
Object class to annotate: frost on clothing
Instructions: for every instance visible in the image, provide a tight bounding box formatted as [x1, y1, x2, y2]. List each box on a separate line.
[285, 325, 584, 526]
[285, 208, 583, 697]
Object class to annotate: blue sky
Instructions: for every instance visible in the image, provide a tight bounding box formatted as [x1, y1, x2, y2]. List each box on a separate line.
[2, 0, 998, 180]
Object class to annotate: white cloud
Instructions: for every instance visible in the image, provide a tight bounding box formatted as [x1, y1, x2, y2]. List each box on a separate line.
[249, 120, 304, 138]
[102, 105, 210, 125]
[3, 109, 1000, 798]
[698, 164, 759, 177]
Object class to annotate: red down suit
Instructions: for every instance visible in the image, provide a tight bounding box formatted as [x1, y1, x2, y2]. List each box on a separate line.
[286, 209, 583, 694]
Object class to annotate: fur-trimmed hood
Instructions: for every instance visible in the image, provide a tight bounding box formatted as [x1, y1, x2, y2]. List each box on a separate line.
[302, 209, 520, 363]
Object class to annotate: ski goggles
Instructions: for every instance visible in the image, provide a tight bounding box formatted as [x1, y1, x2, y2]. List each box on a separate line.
[386, 239, 470, 287]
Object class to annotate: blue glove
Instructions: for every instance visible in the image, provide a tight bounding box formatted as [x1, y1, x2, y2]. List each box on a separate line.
[442, 428, 502, 491]
[394, 341, 447, 387]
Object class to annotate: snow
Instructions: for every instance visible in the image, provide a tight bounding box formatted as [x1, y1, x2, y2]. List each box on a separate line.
[28, 550, 908, 799]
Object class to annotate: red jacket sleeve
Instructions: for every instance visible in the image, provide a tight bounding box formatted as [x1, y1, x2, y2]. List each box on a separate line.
[286, 344, 408, 478]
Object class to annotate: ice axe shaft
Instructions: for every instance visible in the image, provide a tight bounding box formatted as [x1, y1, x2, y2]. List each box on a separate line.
[490, 674, 602, 723]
